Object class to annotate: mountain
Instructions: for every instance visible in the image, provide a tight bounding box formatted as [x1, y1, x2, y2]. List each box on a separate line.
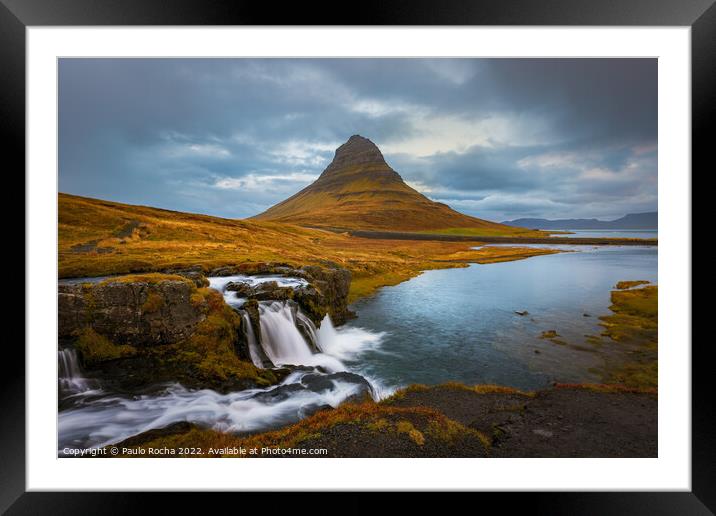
[501, 212, 658, 230]
[253, 135, 532, 235]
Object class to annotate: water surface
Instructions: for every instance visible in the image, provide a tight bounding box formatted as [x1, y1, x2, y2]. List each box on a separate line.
[550, 229, 657, 239]
[342, 245, 657, 390]
[57, 244, 657, 450]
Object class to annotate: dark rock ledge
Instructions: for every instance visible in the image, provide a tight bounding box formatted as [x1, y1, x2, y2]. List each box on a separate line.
[57, 263, 354, 393]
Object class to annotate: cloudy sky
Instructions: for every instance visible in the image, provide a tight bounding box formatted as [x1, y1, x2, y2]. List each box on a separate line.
[59, 58, 657, 222]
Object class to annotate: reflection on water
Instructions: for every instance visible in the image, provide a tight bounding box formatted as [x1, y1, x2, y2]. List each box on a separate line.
[343, 245, 657, 390]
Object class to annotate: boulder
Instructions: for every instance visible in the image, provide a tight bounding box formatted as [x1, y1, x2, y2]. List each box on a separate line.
[224, 282, 256, 297]
[162, 266, 210, 288]
[299, 265, 354, 325]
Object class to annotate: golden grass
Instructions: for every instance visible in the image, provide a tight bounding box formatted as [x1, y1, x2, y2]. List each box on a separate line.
[608, 286, 658, 321]
[99, 273, 194, 286]
[383, 382, 536, 403]
[253, 161, 537, 235]
[597, 285, 658, 389]
[109, 401, 491, 457]
[614, 280, 651, 290]
[59, 193, 559, 303]
[530, 283, 657, 390]
[442, 382, 536, 397]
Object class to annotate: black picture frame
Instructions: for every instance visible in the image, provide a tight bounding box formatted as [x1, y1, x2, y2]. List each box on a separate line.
[4, 0, 708, 512]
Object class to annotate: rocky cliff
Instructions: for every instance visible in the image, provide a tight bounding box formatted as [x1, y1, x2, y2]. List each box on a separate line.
[57, 263, 354, 392]
[209, 262, 354, 325]
[58, 275, 205, 346]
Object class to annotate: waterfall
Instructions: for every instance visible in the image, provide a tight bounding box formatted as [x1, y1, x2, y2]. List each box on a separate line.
[258, 302, 316, 366]
[241, 312, 271, 368]
[295, 310, 321, 352]
[59, 288, 389, 451]
[257, 301, 344, 371]
[58, 348, 92, 396]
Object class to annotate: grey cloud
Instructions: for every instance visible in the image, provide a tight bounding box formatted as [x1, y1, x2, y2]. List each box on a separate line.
[59, 58, 657, 221]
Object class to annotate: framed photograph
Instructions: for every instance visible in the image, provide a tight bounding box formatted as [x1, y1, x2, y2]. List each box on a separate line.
[6, 0, 709, 511]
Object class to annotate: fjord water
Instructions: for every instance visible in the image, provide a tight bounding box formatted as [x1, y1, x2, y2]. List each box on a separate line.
[555, 229, 657, 239]
[342, 245, 657, 390]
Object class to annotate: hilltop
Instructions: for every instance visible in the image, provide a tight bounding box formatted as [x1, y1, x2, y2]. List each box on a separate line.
[253, 135, 537, 236]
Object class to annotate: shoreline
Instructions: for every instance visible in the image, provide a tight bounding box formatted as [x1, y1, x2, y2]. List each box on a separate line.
[58, 271, 658, 457]
[100, 383, 657, 458]
[57, 195, 658, 457]
[346, 230, 658, 246]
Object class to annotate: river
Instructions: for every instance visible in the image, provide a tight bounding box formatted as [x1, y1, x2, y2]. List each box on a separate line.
[57, 243, 657, 452]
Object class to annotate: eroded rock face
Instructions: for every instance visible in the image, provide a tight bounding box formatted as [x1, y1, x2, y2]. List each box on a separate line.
[58, 279, 206, 346]
[226, 281, 293, 301]
[299, 265, 353, 325]
[210, 262, 354, 326]
[321, 134, 387, 175]
[56, 262, 354, 394]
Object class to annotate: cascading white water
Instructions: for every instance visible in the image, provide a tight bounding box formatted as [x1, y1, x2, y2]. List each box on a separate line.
[257, 301, 351, 372]
[316, 315, 394, 400]
[209, 275, 343, 369]
[208, 274, 309, 309]
[295, 310, 321, 352]
[58, 348, 92, 395]
[318, 316, 385, 361]
[57, 312, 388, 452]
[58, 372, 370, 451]
[58, 275, 389, 453]
[258, 301, 314, 365]
[241, 312, 265, 368]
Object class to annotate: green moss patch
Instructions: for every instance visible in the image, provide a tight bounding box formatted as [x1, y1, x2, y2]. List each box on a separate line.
[141, 291, 165, 313]
[163, 288, 275, 387]
[75, 327, 136, 365]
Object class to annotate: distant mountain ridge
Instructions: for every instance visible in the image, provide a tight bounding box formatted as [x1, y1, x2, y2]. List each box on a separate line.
[502, 212, 658, 230]
[254, 135, 533, 235]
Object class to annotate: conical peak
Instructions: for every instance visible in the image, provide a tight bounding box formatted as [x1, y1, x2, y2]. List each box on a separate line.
[322, 135, 387, 175]
[253, 133, 516, 234]
[342, 134, 381, 154]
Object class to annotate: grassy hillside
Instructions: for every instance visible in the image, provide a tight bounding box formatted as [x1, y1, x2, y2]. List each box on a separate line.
[59, 193, 558, 302]
[254, 164, 540, 236]
[256, 164, 533, 235]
